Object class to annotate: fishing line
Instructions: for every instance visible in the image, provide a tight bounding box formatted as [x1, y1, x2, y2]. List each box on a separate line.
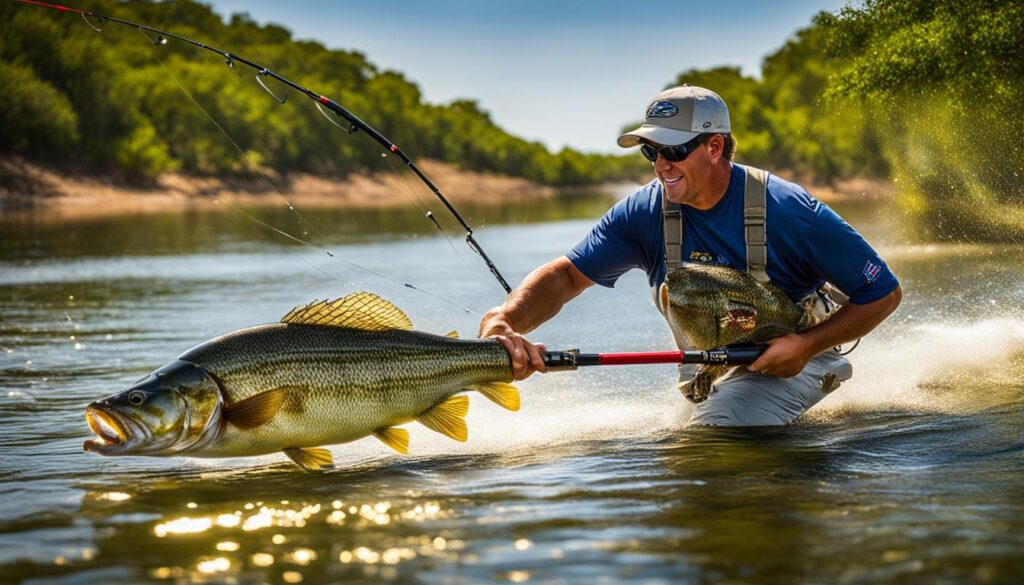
[379, 151, 466, 263]
[202, 193, 482, 316]
[376, 152, 433, 214]
[140, 29, 327, 243]
[312, 95, 463, 262]
[133, 29, 480, 315]
[15, 0, 514, 296]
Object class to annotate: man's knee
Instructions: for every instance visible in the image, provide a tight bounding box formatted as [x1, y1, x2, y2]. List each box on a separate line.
[688, 378, 799, 427]
[686, 353, 851, 427]
[688, 370, 823, 426]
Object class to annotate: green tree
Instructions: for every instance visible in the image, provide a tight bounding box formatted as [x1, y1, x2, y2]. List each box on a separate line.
[821, 0, 1024, 242]
[0, 0, 641, 187]
[0, 62, 79, 153]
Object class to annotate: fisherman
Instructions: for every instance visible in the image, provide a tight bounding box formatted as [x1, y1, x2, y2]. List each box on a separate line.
[479, 85, 902, 426]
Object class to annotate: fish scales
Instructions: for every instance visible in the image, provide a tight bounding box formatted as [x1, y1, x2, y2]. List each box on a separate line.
[660, 263, 806, 350]
[659, 264, 811, 403]
[179, 324, 511, 457]
[82, 292, 518, 469]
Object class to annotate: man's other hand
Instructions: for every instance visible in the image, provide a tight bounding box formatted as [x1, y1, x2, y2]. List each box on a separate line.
[748, 333, 815, 378]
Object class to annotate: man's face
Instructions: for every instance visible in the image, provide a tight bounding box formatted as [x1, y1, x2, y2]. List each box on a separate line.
[652, 141, 713, 206]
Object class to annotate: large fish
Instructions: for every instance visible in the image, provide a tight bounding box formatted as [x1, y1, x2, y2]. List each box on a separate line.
[658, 263, 809, 350]
[658, 263, 811, 402]
[83, 292, 518, 470]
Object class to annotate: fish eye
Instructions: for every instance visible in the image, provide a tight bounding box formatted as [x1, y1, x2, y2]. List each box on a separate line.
[128, 391, 146, 405]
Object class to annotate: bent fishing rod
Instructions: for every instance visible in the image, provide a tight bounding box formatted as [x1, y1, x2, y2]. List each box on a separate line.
[18, 0, 513, 295]
[542, 344, 767, 370]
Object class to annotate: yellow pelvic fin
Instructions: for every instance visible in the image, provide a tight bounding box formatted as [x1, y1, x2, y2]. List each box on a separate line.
[373, 427, 410, 454]
[444, 330, 459, 338]
[280, 292, 413, 331]
[467, 381, 520, 411]
[416, 395, 469, 442]
[223, 388, 285, 430]
[283, 447, 334, 471]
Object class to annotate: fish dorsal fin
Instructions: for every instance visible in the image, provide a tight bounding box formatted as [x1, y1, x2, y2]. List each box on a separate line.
[466, 381, 520, 411]
[373, 427, 410, 454]
[444, 330, 459, 338]
[416, 395, 469, 442]
[281, 292, 413, 331]
[223, 388, 285, 430]
[283, 446, 334, 471]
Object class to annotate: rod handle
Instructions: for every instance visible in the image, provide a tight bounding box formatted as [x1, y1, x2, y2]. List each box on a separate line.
[542, 349, 597, 371]
[715, 345, 765, 365]
[541, 345, 768, 370]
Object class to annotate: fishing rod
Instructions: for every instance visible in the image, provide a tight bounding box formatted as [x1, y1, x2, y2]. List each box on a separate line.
[17, 0, 514, 295]
[542, 344, 767, 371]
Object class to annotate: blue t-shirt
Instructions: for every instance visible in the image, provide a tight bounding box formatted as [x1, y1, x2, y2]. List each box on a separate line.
[567, 164, 898, 305]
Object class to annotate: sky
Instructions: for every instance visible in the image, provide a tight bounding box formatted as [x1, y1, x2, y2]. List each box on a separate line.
[208, 0, 849, 154]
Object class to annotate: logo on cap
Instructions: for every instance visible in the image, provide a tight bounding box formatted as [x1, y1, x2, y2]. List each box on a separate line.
[646, 101, 678, 119]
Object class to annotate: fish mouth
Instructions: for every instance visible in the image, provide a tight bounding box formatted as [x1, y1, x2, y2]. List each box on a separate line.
[84, 405, 131, 454]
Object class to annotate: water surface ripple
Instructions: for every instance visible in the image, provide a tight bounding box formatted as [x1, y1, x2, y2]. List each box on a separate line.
[2, 198, 1023, 584]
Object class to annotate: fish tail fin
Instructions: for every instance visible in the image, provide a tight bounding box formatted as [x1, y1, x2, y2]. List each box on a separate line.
[467, 381, 520, 411]
[416, 395, 469, 442]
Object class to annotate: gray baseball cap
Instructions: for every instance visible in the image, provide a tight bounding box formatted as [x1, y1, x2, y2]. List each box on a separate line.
[618, 85, 731, 148]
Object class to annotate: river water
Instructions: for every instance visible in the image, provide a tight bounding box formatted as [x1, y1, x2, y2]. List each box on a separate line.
[1, 192, 1022, 584]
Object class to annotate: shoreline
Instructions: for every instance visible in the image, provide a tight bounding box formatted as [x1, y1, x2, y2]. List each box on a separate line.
[0, 158, 890, 221]
[0, 158, 568, 220]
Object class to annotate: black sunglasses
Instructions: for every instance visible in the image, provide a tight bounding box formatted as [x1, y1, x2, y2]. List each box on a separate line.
[640, 134, 712, 163]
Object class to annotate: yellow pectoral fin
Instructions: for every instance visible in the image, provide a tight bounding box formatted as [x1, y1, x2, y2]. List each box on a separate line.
[416, 395, 469, 442]
[223, 388, 285, 430]
[373, 427, 410, 454]
[283, 447, 334, 471]
[280, 292, 413, 331]
[467, 381, 520, 411]
[444, 330, 459, 338]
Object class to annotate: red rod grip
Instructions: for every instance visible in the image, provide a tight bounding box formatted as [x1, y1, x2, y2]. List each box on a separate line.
[598, 351, 684, 366]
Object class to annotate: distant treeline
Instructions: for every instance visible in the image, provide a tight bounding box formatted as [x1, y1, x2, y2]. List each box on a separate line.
[662, 0, 1023, 241]
[0, 0, 645, 186]
[3, 0, 1022, 241]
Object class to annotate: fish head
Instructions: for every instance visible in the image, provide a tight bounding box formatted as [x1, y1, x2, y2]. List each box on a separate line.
[84, 360, 222, 456]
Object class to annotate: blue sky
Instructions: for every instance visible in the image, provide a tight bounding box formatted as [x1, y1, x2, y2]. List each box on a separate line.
[209, 0, 849, 154]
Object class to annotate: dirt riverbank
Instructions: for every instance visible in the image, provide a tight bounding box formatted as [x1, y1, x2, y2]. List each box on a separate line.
[0, 158, 890, 221]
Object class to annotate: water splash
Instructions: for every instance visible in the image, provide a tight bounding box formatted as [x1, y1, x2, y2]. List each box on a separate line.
[813, 318, 1024, 418]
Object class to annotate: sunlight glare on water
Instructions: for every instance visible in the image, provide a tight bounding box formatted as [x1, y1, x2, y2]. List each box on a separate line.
[1, 197, 1023, 583]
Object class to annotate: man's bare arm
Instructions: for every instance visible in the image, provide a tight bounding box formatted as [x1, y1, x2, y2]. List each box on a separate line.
[479, 256, 594, 337]
[751, 285, 903, 377]
[479, 256, 594, 379]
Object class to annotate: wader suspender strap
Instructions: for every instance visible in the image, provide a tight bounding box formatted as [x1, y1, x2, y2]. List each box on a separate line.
[661, 164, 770, 280]
[662, 195, 684, 268]
[742, 165, 770, 283]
